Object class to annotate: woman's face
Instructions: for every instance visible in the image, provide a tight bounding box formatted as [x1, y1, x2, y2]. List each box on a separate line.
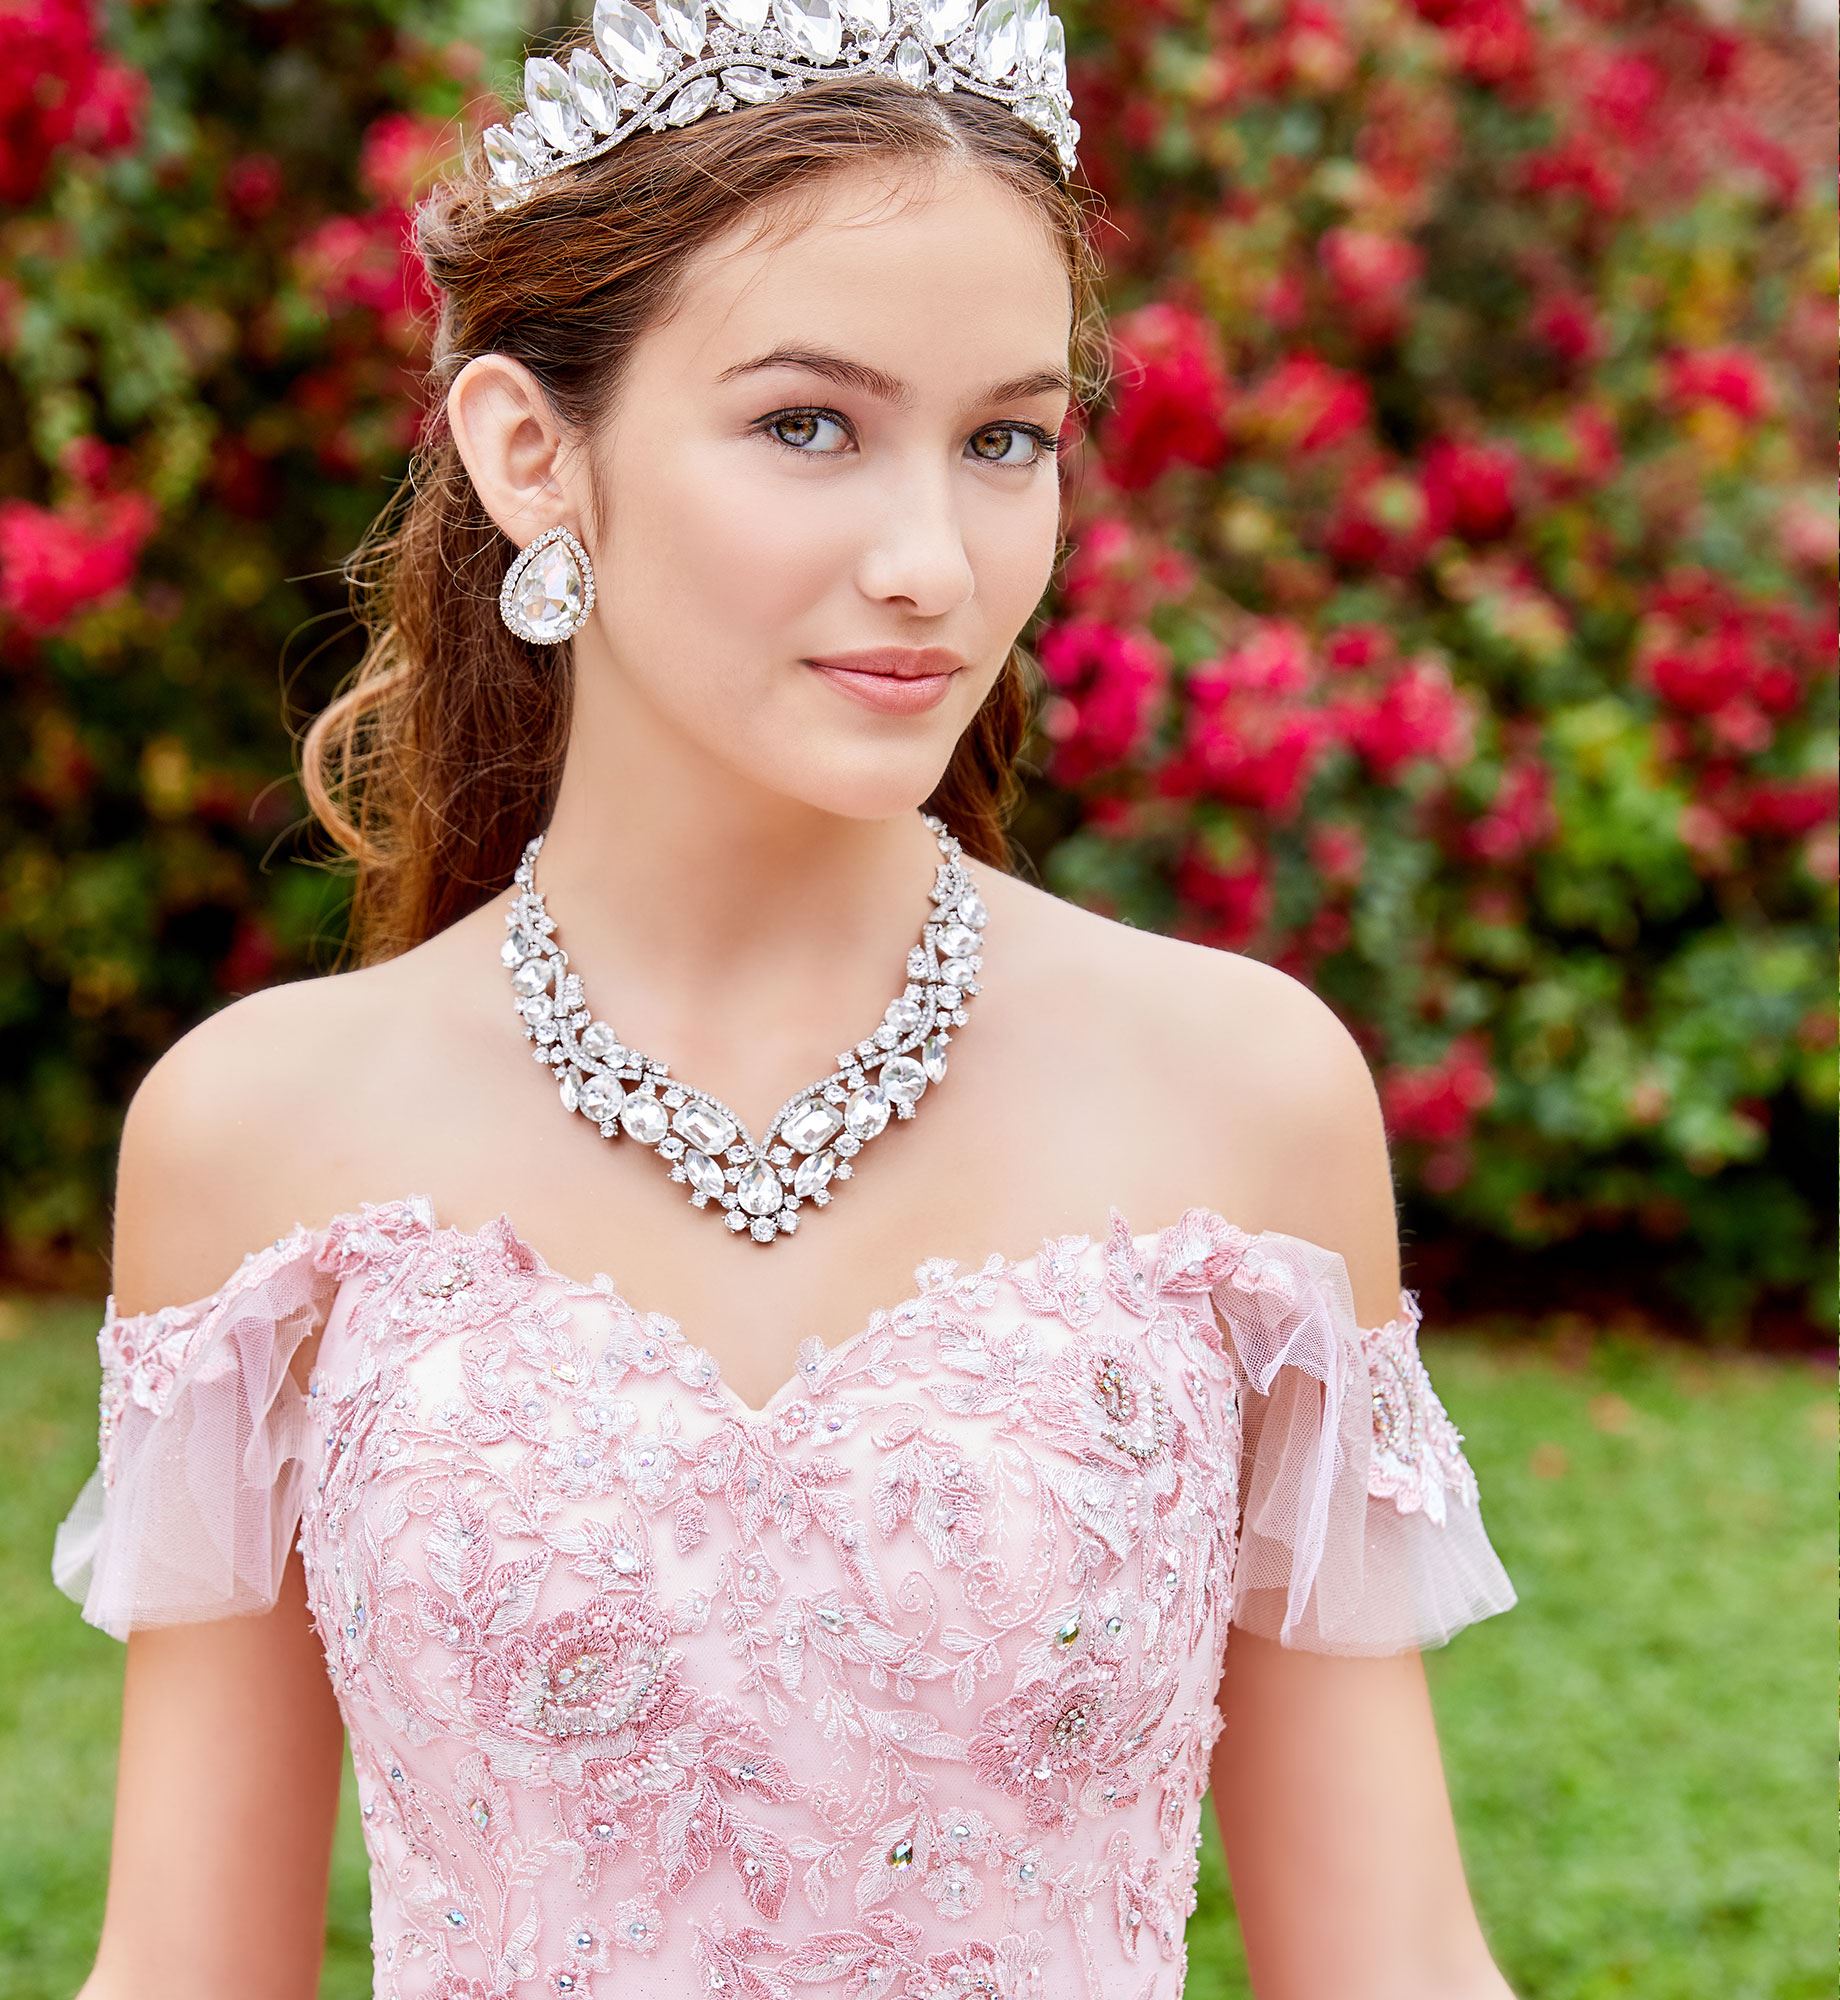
[571, 157, 1074, 816]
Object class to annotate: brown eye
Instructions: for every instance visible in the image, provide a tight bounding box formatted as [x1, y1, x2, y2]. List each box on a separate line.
[969, 424, 1050, 466]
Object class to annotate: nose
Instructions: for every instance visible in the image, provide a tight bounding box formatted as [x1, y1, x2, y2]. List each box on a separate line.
[853, 454, 976, 617]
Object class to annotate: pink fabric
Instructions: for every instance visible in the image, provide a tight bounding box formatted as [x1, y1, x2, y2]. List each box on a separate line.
[52, 1193, 1516, 1998]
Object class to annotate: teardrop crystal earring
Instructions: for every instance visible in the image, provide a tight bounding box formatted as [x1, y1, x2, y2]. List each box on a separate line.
[499, 524, 595, 644]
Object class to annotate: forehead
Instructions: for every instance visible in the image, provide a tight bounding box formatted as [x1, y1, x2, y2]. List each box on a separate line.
[649, 160, 1072, 388]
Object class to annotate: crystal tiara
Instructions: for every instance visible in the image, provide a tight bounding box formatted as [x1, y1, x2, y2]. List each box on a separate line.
[481, 0, 1080, 208]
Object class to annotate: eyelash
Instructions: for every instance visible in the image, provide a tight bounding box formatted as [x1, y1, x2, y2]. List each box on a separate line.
[753, 405, 1062, 468]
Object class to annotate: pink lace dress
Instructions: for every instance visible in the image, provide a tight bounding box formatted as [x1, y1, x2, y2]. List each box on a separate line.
[52, 1193, 1516, 2000]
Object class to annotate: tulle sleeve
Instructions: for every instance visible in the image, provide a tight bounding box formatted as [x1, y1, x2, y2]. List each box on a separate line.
[1182, 1216, 1518, 1656]
[50, 1223, 341, 1642]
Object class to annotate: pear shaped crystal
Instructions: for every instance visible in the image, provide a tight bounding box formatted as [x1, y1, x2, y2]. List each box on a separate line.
[773, 0, 843, 62]
[722, 66, 782, 102]
[663, 74, 719, 123]
[525, 57, 586, 152]
[594, 0, 668, 85]
[737, 1161, 785, 1216]
[972, 0, 1018, 77]
[567, 49, 622, 132]
[655, 0, 710, 56]
[892, 34, 929, 86]
[505, 531, 587, 642]
[483, 124, 525, 187]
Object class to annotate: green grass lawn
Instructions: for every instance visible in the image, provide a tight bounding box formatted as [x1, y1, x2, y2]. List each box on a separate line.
[2, 1292, 1829, 2000]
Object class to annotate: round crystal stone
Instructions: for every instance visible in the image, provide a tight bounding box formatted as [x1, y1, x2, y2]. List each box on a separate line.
[938, 923, 979, 958]
[737, 1162, 784, 1216]
[513, 541, 584, 640]
[941, 957, 976, 986]
[880, 1056, 927, 1103]
[959, 889, 987, 927]
[580, 1021, 619, 1061]
[844, 1083, 891, 1139]
[885, 995, 923, 1032]
[512, 957, 551, 998]
[580, 1074, 623, 1121]
[782, 1098, 843, 1153]
[619, 1093, 670, 1144]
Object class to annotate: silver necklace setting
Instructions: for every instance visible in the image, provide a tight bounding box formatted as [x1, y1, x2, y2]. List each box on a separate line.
[502, 810, 986, 1244]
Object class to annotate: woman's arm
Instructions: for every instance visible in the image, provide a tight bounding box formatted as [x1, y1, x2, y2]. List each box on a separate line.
[73, 1006, 347, 2000]
[1204, 970, 1515, 1999]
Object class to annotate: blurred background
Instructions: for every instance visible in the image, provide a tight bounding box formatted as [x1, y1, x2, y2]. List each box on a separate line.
[1, 1, 1832, 1995]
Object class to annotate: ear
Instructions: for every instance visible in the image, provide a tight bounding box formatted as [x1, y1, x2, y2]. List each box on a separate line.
[446, 354, 577, 546]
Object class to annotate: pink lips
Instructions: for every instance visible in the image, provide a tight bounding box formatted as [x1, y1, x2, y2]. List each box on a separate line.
[804, 647, 967, 716]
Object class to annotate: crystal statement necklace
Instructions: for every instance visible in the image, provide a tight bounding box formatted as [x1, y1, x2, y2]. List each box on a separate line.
[503, 811, 986, 1244]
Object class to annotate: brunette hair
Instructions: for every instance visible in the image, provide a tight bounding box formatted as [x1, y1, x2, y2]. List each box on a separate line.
[301, 41, 1110, 968]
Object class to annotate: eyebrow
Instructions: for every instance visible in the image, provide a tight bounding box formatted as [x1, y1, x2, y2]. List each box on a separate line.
[715, 344, 1072, 407]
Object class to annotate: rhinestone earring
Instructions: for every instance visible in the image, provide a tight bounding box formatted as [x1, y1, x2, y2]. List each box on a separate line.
[499, 524, 595, 645]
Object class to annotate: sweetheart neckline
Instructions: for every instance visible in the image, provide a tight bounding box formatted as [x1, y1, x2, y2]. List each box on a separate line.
[331, 1192, 1232, 1423]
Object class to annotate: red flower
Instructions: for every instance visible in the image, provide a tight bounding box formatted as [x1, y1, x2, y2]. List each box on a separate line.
[1419, 437, 1522, 543]
[1171, 845, 1272, 952]
[358, 111, 453, 206]
[0, 491, 157, 636]
[1239, 352, 1371, 455]
[1462, 755, 1555, 863]
[1166, 623, 1333, 820]
[1381, 1035, 1498, 1144]
[1034, 618, 1169, 786]
[0, 0, 146, 204]
[1099, 303, 1232, 492]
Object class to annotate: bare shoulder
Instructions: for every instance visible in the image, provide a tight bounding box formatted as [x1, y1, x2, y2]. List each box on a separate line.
[987, 868, 1406, 1325]
[109, 964, 391, 1314]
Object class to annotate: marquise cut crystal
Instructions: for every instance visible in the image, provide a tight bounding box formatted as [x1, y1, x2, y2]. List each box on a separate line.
[506, 811, 983, 1244]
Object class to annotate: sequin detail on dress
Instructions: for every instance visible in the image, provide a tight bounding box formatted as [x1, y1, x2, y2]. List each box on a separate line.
[51, 1193, 1516, 1998]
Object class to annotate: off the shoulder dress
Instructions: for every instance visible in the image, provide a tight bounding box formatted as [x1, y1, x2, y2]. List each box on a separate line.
[51, 1193, 1517, 1999]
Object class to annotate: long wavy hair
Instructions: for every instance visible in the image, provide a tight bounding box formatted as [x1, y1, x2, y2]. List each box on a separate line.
[300, 41, 1111, 969]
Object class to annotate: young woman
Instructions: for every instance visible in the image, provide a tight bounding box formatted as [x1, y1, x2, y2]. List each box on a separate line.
[53, 6, 1518, 1996]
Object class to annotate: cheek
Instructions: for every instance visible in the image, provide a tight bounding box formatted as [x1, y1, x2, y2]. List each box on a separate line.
[604, 442, 846, 651]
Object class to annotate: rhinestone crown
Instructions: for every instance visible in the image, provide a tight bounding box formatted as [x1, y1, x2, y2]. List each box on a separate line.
[482, 0, 1079, 208]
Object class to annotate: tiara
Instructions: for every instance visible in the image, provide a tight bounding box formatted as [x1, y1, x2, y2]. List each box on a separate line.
[480, 0, 1080, 207]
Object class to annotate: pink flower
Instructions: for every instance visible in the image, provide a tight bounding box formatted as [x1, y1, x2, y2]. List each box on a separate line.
[1099, 303, 1232, 492]
[1462, 755, 1555, 863]
[1531, 291, 1605, 368]
[359, 110, 453, 205]
[969, 1658, 1124, 1830]
[1411, 0, 1538, 87]
[1034, 617, 1169, 786]
[1317, 227, 1423, 338]
[1661, 345, 1775, 424]
[1339, 658, 1476, 780]
[0, 491, 157, 635]
[1239, 352, 1371, 455]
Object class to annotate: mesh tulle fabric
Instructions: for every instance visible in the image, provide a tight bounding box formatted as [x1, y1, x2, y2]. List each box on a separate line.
[1203, 1224, 1519, 1655]
[48, 1194, 1516, 1995]
[51, 1226, 340, 1642]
